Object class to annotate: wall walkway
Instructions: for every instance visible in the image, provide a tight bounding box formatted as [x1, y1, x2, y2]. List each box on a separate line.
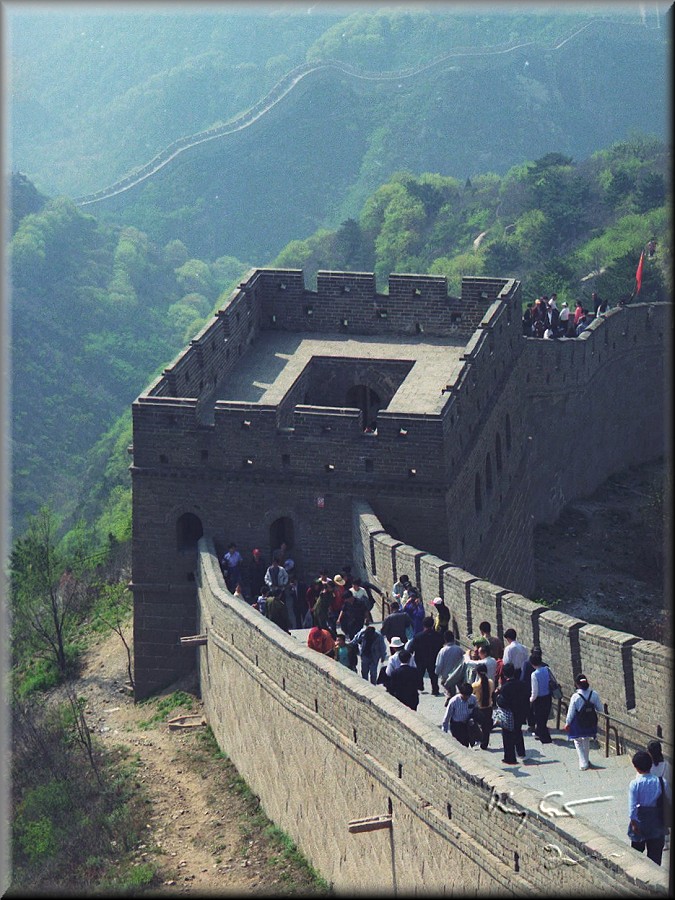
[197, 535, 669, 895]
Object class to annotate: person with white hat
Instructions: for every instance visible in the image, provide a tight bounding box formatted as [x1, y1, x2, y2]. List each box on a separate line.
[430, 597, 450, 637]
[385, 636, 417, 682]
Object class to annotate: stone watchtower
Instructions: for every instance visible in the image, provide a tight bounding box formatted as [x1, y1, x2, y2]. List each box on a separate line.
[131, 266, 668, 700]
[130, 268, 523, 699]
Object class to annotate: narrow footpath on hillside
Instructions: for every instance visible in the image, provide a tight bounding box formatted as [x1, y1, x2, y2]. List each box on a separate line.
[75, 627, 325, 895]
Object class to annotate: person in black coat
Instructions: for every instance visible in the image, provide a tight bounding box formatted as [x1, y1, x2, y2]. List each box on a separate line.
[496, 662, 531, 763]
[389, 650, 420, 711]
[380, 601, 413, 643]
[406, 616, 444, 695]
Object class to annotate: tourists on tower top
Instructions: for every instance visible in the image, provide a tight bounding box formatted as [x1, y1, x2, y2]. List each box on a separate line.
[532, 298, 547, 337]
[430, 597, 450, 638]
[478, 621, 503, 660]
[564, 673, 603, 771]
[391, 573, 411, 602]
[558, 301, 571, 336]
[547, 299, 560, 337]
[573, 299, 585, 328]
[349, 623, 388, 685]
[307, 624, 335, 658]
[575, 310, 589, 336]
[221, 542, 243, 592]
[435, 631, 465, 700]
[388, 650, 420, 711]
[405, 616, 443, 696]
[522, 303, 533, 336]
[380, 600, 413, 643]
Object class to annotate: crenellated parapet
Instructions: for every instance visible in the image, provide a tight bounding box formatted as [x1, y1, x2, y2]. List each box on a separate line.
[131, 267, 668, 700]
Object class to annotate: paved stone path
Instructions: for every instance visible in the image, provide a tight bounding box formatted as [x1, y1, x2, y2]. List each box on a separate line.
[290, 624, 670, 872]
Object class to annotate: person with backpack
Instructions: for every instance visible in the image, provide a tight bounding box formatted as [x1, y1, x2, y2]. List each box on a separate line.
[564, 673, 603, 770]
[628, 750, 669, 866]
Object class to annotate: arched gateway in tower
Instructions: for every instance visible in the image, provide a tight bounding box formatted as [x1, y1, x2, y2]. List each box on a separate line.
[130, 266, 667, 701]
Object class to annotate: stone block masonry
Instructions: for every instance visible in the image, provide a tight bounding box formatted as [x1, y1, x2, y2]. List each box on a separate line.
[355, 501, 672, 745]
[131, 267, 668, 707]
[197, 537, 668, 895]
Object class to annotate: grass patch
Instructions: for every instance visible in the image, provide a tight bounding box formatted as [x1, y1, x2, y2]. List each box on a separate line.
[9, 702, 157, 896]
[137, 690, 196, 729]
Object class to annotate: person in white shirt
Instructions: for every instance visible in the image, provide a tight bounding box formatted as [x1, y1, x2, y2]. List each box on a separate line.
[502, 629, 529, 678]
[391, 574, 411, 602]
[648, 740, 672, 798]
[385, 637, 417, 678]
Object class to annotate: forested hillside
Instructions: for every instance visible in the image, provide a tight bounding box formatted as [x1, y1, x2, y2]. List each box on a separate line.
[271, 136, 671, 302]
[10, 133, 670, 547]
[9, 7, 669, 264]
[7, 5, 670, 544]
[9, 185, 249, 535]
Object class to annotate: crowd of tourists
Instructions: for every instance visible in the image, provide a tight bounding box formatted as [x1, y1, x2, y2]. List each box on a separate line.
[522, 291, 610, 339]
[220, 549, 671, 866]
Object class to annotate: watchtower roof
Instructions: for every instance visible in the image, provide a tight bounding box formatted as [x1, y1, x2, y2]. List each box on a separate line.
[217, 331, 467, 415]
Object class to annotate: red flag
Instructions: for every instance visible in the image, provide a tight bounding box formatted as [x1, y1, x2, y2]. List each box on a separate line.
[635, 250, 644, 294]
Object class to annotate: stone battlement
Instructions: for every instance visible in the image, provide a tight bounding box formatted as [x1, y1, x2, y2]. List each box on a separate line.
[131, 267, 669, 702]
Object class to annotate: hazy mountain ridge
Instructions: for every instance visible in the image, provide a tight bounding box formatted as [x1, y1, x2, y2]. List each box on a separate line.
[7, 6, 670, 542]
[54, 12, 668, 264]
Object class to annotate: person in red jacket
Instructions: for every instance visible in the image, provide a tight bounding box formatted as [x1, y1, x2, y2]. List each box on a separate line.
[307, 626, 335, 658]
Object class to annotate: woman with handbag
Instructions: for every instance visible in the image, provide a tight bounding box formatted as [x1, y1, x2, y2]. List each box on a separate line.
[564, 673, 603, 770]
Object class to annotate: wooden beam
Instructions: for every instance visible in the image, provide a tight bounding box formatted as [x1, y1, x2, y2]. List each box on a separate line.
[348, 815, 392, 834]
[179, 634, 208, 646]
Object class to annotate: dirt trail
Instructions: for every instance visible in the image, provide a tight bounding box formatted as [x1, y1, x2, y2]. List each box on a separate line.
[78, 628, 304, 895]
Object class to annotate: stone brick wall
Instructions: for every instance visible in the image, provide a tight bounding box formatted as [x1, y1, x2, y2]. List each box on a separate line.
[131, 267, 668, 701]
[358, 502, 672, 744]
[197, 538, 668, 895]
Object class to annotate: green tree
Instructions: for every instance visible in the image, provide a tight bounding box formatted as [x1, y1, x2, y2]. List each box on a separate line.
[11, 508, 86, 676]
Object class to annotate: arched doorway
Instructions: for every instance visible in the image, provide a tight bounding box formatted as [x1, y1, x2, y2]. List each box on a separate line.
[345, 385, 381, 430]
[176, 513, 203, 553]
[270, 516, 295, 562]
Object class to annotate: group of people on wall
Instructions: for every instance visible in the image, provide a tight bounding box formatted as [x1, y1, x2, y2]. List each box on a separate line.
[219, 551, 671, 868]
[522, 291, 610, 339]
